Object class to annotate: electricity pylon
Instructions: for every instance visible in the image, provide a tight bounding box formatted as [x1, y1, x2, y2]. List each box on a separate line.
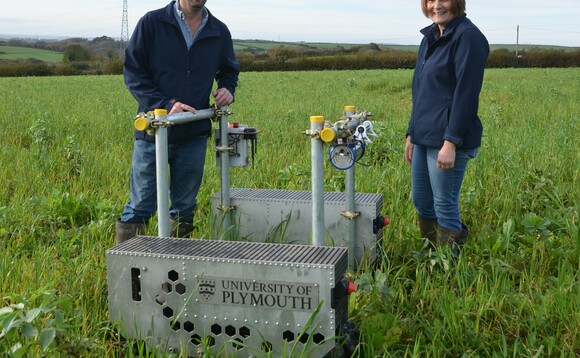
[120, 0, 129, 58]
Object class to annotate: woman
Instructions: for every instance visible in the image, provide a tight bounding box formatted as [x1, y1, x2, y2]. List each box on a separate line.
[405, 0, 489, 254]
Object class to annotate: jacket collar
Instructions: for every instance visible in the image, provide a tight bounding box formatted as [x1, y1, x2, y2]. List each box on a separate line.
[160, 1, 221, 38]
[420, 14, 467, 43]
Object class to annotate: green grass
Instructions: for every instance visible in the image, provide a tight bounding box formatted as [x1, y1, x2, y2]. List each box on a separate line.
[0, 68, 579, 356]
[0, 45, 63, 62]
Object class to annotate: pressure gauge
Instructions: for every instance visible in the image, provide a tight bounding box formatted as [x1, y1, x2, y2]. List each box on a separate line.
[329, 144, 356, 170]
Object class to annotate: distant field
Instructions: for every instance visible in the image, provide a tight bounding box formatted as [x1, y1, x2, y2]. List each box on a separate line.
[1, 41, 577, 63]
[233, 40, 578, 53]
[0, 45, 62, 62]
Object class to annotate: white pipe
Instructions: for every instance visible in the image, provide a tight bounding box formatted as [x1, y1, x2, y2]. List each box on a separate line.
[345, 166, 356, 269]
[167, 109, 216, 125]
[310, 116, 325, 246]
[218, 106, 232, 239]
[149, 108, 216, 238]
[154, 109, 170, 237]
[344, 106, 357, 269]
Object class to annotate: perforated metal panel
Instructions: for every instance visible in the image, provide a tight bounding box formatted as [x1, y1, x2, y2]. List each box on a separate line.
[211, 189, 383, 264]
[107, 236, 349, 357]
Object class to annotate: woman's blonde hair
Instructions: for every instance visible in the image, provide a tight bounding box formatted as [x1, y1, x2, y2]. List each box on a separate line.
[421, 0, 466, 18]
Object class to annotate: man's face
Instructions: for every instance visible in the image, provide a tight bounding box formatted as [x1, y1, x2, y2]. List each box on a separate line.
[182, 0, 207, 12]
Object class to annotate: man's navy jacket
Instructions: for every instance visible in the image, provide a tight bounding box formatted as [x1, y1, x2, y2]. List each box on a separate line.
[124, 2, 239, 144]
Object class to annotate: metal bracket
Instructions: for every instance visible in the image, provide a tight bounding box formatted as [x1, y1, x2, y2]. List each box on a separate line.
[214, 107, 233, 119]
[303, 129, 321, 139]
[340, 211, 360, 220]
[217, 205, 236, 213]
[215, 146, 234, 153]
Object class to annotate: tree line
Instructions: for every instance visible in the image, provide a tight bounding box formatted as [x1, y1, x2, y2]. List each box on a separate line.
[1, 37, 579, 77]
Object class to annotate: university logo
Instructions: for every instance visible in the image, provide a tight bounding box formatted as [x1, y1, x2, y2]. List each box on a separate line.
[198, 279, 216, 301]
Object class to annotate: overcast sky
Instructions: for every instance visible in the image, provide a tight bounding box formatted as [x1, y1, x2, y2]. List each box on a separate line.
[1, 0, 579, 46]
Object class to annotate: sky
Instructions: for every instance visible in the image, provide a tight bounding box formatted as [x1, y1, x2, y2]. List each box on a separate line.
[1, 0, 579, 47]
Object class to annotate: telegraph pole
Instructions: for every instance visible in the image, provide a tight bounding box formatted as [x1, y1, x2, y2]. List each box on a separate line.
[516, 25, 519, 57]
[120, 0, 129, 58]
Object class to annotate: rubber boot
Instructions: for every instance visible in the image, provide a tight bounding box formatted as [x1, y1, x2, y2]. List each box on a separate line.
[115, 219, 147, 245]
[418, 217, 438, 247]
[170, 218, 195, 238]
[437, 223, 469, 260]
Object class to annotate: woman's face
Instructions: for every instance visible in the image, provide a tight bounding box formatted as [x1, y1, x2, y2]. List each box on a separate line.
[426, 0, 455, 29]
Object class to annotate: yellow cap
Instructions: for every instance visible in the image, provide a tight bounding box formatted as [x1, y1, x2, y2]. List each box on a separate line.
[154, 108, 168, 116]
[310, 115, 325, 123]
[134, 117, 150, 131]
[320, 128, 336, 143]
[344, 105, 356, 112]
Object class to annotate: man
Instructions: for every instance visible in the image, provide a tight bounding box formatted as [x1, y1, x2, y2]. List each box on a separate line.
[116, 0, 239, 243]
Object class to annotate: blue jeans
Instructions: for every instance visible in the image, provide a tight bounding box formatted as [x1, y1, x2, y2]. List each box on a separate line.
[121, 137, 208, 223]
[411, 144, 478, 231]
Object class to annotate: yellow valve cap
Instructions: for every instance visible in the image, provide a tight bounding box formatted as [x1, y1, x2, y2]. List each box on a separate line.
[154, 108, 168, 116]
[134, 117, 149, 131]
[310, 115, 325, 123]
[320, 128, 336, 143]
[344, 105, 356, 112]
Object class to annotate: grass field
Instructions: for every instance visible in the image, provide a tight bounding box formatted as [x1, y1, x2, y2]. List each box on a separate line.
[0, 68, 578, 356]
[0, 45, 63, 62]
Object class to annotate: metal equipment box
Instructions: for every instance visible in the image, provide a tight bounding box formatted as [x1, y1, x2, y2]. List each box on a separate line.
[107, 236, 349, 357]
[211, 189, 384, 264]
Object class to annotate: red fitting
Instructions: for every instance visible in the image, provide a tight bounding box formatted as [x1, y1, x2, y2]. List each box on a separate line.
[232, 121, 239, 128]
[347, 282, 357, 295]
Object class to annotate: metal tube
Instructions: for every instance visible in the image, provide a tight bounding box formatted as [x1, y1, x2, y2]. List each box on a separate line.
[166, 109, 216, 125]
[310, 116, 325, 246]
[344, 106, 356, 269]
[219, 106, 232, 239]
[345, 166, 356, 269]
[154, 109, 170, 237]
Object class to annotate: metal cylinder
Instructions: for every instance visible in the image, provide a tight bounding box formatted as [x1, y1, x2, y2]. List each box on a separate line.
[345, 166, 356, 269]
[344, 106, 357, 269]
[154, 109, 170, 237]
[310, 115, 325, 246]
[219, 106, 232, 239]
[166, 109, 216, 125]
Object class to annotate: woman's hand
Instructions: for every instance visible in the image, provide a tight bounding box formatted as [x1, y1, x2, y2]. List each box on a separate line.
[404, 136, 414, 164]
[437, 140, 456, 169]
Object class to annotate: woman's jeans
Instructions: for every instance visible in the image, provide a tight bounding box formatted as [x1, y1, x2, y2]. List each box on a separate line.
[411, 144, 478, 231]
[121, 137, 208, 223]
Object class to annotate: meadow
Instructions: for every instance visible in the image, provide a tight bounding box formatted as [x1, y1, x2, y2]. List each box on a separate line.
[0, 46, 63, 62]
[0, 68, 579, 356]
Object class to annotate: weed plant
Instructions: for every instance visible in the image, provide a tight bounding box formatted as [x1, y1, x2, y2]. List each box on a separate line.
[0, 69, 578, 356]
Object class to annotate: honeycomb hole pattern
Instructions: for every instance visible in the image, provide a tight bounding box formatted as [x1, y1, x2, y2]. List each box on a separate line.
[225, 325, 236, 337]
[190, 334, 202, 345]
[239, 326, 250, 338]
[161, 282, 172, 294]
[168, 270, 179, 282]
[232, 338, 244, 351]
[154, 269, 330, 354]
[175, 283, 186, 295]
[313, 333, 325, 344]
[211, 323, 222, 336]
[184, 321, 194, 333]
[162, 307, 173, 319]
[262, 341, 273, 353]
[282, 330, 295, 342]
[171, 321, 181, 331]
